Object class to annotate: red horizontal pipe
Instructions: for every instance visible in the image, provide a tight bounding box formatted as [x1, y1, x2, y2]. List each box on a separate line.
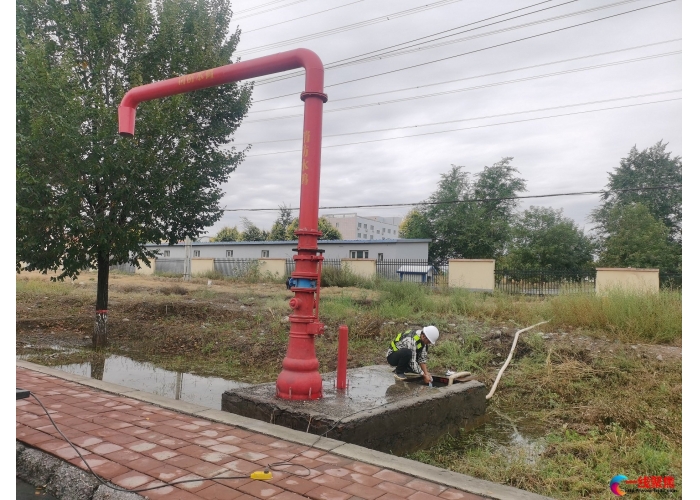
[118, 48, 325, 137]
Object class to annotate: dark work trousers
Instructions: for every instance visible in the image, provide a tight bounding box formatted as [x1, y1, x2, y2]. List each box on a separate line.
[387, 348, 417, 375]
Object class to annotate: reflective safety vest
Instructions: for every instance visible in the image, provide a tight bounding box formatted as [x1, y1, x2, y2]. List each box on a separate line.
[390, 330, 423, 351]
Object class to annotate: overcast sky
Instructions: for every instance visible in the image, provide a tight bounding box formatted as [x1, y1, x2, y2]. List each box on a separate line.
[201, 0, 683, 238]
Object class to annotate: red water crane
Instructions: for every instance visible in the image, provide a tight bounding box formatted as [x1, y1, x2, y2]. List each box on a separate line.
[119, 49, 328, 400]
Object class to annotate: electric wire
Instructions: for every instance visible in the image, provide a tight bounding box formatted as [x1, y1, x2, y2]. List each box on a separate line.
[26, 393, 254, 492]
[236, 0, 467, 56]
[249, 0, 569, 84]
[245, 52, 680, 123]
[220, 185, 681, 212]
[244, 96, 681, 156]
[255, 0, 637, 86]
[252, 0, 585, 86]
[251, 41, 680, 110]
[232, 0, 311, 22]
[251, 0, 676, 99]
[251, 38, 680, 106]
[245, 0, 364, 34]
[246, 90, 681, 143]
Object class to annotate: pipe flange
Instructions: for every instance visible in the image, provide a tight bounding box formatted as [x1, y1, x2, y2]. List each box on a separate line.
[300, 91, 328, 103]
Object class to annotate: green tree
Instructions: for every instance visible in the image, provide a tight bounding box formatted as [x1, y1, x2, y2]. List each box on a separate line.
[504, 207, 594, 269]
[591, 141, 682, 242]
[416, 160, 526, 263]
[398, 209, 432, 239]
[268, 205, 294, 241]
[597, 203, 680, 272]
[285, 217, 342, 240]
[211, 226, 241, 242]
[239, 218, 268, 241]
[16, 0, 252, 347]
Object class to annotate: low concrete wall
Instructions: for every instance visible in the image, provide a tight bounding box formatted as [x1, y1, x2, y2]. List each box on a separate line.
[341, 258, 377, 279]
[596, 268, 659, 294]
[259, 258, 287, 278]
[222, 365, 487, 456]
[190, 258, 214, 276]
[448, 259, 495, 292]
[135, 258, 156, 275]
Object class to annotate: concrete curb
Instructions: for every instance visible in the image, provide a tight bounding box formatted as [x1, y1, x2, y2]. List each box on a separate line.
[16, 441, 143, 500]
[17, 360, 555, 500]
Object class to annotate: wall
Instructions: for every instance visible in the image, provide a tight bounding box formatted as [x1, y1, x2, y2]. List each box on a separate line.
[341, 259, 376, 279]
[190, 258, 214, 276]
[448, 259, 495, 292]
[258, 258, 287, 278]
[595, 268, 659, 294]
[135, 258, 156, 275]
[146, 239, 430, 261]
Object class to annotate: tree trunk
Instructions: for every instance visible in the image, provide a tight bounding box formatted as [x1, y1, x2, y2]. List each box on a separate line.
[93, 250, 110, 349]
[90, 352, 106, 380]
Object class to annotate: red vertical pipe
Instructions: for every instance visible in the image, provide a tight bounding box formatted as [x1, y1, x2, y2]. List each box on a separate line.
[337, 325, 348, 390]
[117, 48, 328, 401]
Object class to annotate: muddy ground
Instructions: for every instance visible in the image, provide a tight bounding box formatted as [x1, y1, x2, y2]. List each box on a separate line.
[16, 271, 681, 379]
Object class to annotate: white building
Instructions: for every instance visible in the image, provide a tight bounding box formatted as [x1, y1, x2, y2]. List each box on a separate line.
[146, 239, 429, 261]
[322, 213, 402, 241]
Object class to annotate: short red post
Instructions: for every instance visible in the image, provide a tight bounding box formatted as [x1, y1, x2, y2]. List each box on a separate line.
[337, 325, 348, 390]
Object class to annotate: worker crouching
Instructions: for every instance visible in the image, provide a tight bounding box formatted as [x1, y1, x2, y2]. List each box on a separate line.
[386, 326, 439, 384]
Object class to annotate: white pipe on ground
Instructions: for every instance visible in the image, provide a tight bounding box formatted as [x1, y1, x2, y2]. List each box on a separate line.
[485, 320, 550, 400]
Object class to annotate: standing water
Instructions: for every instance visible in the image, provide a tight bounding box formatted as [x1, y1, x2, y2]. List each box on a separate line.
[48, 355, 249, 409]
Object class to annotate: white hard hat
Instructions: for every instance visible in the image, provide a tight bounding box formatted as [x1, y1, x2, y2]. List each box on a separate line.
[422, 326, 439, 344]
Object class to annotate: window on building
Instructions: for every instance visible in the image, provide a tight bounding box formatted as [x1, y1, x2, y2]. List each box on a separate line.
[335, 223, 339, 228]
[350, 250, 368, 258]
[357, 233, 361, 238]
[226, 250, 234, 257]
[377, 230, 380, 234]
[382, 228, 385, 233]
[357, 223, 362, 228]
[261, 250, 269, 258]
[193, 250, 200, 257]
[363, 234, 367, 239]
[370, 235, 374, 240]
[378, 253, 384, 261]
[394, 230, 397, 234]
[370, 225, 374, 231]
[363, 223, 367, 229]
[163, 250, 170, 257]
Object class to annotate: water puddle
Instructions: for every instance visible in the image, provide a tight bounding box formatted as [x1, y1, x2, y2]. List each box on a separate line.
[460, 409, 547, 464]
[46, 355, 250, 410]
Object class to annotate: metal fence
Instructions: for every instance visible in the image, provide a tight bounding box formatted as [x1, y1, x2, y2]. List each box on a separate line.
[214, 258, 259, 278]
[495, 268, 596, 295]
[155, 258, 185, 275]
[110, 263, 136, 274]
[660, 272, 682, 290]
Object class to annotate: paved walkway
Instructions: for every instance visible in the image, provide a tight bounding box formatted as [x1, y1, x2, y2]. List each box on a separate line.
[16, 363, 551, 500]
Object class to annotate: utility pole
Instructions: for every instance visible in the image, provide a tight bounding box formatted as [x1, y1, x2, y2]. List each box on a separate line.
[184, 237, 192, 281]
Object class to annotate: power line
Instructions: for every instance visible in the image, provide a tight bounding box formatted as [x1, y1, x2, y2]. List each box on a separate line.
[236, 0, 467, 56]
[220, 185, 681, 212]
[245, 51, 680, 124]
[318, 0, 677, 91]
[251, 38, 680, 106]
[232, 0, 311, 22]
[244, 96, 681, 156]
[251, 0, 569, 85]
[245, 1, 364, 34]
[251, 40, 680, 110]
[247, 0, 676, 103]
[256, 0, 648, 86]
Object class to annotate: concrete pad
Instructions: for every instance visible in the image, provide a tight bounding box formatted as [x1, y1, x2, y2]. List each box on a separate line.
[222, 365, 487, 455]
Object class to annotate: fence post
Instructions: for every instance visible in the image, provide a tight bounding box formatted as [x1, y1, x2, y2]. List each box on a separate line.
[337, 325, 348, 390]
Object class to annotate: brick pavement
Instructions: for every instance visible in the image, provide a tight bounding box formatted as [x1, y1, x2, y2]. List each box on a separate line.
[16, 366, 490, 500]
